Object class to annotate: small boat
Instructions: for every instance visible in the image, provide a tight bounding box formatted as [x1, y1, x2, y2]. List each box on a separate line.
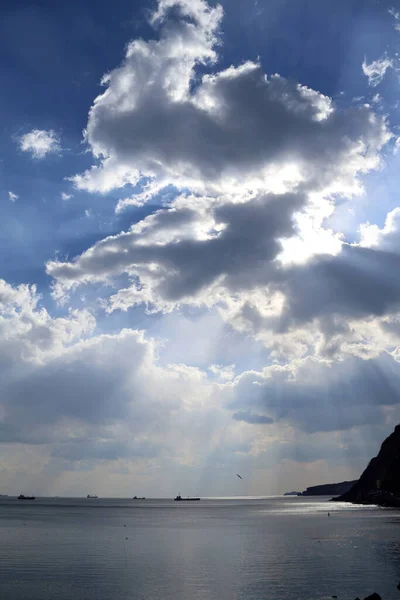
[18, 495, 35, 500]
[132, 496, 146, 500]
[86, 494, 98, 499]
[174, 494, 200, 501]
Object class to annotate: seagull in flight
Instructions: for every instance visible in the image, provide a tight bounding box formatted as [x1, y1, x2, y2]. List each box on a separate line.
[236, 474, 243, 480]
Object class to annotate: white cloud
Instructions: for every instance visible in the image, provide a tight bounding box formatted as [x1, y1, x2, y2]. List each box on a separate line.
[359, 207, 400, 252]
[372, 93, 382, 105]
[19, 129, 61, 159]
[8, 191, 18, 202]
[61, 192, 73, 201]
[362, 55, 393, 86]
[389, 7, 400, 31]
[209, 364, 235, 381]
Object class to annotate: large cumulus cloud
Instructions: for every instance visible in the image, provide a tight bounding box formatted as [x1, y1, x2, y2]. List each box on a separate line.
[50, 0, 392, 344]
[69, 0, 390, 205]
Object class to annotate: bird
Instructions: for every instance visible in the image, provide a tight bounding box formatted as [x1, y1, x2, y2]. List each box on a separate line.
[236, 474, 243, 480]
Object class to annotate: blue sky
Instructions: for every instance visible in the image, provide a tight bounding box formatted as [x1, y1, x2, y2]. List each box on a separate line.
[1, 0, 400, 497]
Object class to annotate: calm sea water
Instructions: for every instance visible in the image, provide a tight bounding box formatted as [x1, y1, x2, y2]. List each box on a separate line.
[0, 496, 399, 600]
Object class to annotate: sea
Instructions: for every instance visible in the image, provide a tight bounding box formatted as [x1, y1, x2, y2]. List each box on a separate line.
[0, 496, 399, 600]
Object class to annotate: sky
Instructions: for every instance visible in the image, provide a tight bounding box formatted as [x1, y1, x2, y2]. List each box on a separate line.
[1, 0, 400, 497]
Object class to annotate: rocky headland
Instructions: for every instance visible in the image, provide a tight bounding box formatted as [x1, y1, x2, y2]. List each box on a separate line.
[332, 424, 400, 507]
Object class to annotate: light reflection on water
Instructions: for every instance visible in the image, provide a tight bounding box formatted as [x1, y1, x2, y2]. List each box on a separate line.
[264, 499, 379, 514]
[0, 496, 399, 600]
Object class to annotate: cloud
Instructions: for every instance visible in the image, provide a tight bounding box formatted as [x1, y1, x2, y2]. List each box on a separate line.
[48, 119, 389, 307]
[51, 438, 163, 462]
[209, 364, 235, 381]
[71, 0, 223, 196]
[232, 411, 274, 425]
[276, 245, 400, 329]
[226, 351, 400, 433]
[359, 207, 400, 253]
[0, 278, 219, 468]
[8, 191, 18, 202]
[372, 93, 382, 105]
[61, 192, 73, 201]
[47, 192, 304, 307]
[47, 0, 391, 335]
[362, 55, 393, 86]
[19, 129, 61, 159]
[389, 7, 400, 31]
[70, 0, 388, 206]
[0, 275, 399, 495]
[43, 0, 395, 372]
[47, 203, 400, 349]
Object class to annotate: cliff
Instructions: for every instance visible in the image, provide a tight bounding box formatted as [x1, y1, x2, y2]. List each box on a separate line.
[302, 480, 357, 496]
[334, 424, 400, 505]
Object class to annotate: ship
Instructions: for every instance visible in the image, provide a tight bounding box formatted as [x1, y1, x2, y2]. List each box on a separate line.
[86, 494, 98, 499]
[18, 494, 35, 500]
[174, 494, 200, 501]
[133, 496, 146, 500]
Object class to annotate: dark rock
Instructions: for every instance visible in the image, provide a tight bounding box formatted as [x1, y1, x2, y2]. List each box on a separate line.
[363, 594, 381, 600]
[301, 481, 357, 496]
[333, 424, 400, 506]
